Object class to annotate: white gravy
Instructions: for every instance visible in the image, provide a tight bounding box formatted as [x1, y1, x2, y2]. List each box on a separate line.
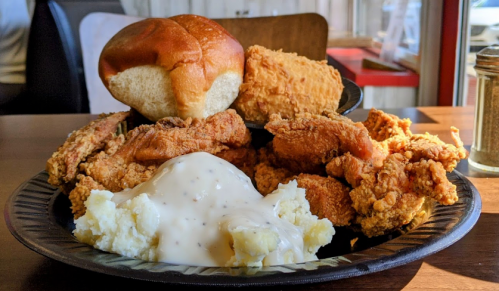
[111, 152, 304, 267]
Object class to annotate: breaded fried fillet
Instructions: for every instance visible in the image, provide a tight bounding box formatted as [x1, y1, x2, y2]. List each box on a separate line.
[264, 112, 373, 173]
[81, 109, 251, 192]
[46, 111, 130, 188]
[231, 45, 344, 124]
[290, 174, 355, 227]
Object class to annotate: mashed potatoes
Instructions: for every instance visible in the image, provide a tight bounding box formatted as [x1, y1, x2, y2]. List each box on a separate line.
[73, 152, 334, 267]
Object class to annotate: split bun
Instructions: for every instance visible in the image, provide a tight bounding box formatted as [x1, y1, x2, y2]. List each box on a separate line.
[99, 15, 245, 121]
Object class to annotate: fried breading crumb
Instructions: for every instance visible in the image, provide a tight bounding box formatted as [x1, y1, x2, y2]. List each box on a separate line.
[350, 237, 358, 248]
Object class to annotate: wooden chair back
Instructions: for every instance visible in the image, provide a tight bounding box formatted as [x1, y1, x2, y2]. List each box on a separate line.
[213, 13, 329, 61]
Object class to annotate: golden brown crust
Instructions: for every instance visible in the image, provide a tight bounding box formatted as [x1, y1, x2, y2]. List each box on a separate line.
[79, 109, 251, 192]
[69, 175, 107, 219]
[362, 108, 412, 141]
[46, 111, 130, 187]
[254, 108, 467, 237]
[99, 15, 244, 119]
[264, 112, 373, 173]
[290, 174, 355, 227]
[231, 45, 343, 124]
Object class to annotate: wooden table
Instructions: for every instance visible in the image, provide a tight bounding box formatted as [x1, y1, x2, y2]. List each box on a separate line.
[1, 107, 498, 290]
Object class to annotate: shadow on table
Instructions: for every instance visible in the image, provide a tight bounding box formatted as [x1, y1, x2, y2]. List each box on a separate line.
[424, 212, 499, 284]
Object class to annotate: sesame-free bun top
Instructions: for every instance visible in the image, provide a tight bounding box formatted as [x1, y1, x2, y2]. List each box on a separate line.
[99, 15, 244, 121]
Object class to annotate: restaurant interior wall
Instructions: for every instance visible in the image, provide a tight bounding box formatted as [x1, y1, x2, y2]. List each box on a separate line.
[119, 0, 353, 43]
[119, 0, 426, 109]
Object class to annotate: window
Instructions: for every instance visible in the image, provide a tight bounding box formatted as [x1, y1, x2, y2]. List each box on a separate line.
[119, 0, 446, 106]
[469, 0, 499, 49]
[356, 0, 422, 69]
[473, 0, 499, 7]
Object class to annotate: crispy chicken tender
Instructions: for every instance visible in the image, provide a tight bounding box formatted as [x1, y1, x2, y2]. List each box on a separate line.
[287, 174, 355, 227]
[264, 112, 373, 173]
[46, 111, 130, 187]
[362, 108, 412, 141]
[134, 109, 251, 161]
[362, 108, 468, 172]
[231, 45, 344, 124]
[69, 175, 106, 218]
[349, 154, 426, 237]
[402, 131, 469, 172]
[323, 109, 466, 236]
[326, 152, 373, 188]
[254, 147, 296, 195]
[254, 148, 355, 226]
[52, 109, 252, 217]
[407, 159, 458, 205]
[81, 109, 251, 192]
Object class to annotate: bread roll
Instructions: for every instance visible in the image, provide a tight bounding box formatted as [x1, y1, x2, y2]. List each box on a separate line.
[99, 15, 244, 121]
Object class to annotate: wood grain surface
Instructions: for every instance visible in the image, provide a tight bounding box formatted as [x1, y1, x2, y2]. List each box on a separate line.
[1, 107, 498, 291]
[214, 13, 329, 61]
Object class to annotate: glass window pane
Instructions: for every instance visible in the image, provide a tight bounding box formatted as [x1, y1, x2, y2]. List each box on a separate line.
[473, 0, 499, 7]
[356, 0, 421, 60]
[466, 0, 499, 106]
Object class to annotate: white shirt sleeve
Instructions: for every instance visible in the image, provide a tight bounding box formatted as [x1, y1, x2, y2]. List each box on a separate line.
[0, 0, 31, 84]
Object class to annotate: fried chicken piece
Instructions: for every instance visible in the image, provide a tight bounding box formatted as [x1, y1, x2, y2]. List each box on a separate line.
[215, 147, 258, 181]
[81, 155, 161, 192]
[349, 152, 461, 237]
[254, 163, 295, 195]
[264, 112, 373, 173]
[349, 154, 426, 237]
[326, 153, 372, 188]
[79, 125, 160, 192]
[363, 108, 412, 141]
[254, 148, 355, 226]
[231, 45, 344, 125]
[362, 109, 468, 172]
[70, 155, 160, 216]
[135, 109, 251, 161]
[326, 138, 390, 187]
[354, 189, 425, 238]
[407, 159, 458, 205]
[70, 161, 166, 219]
[46, 111, 130, 187]
[81, 109, 251, 192]
[69, 174, 107, 218]
[326, 127, 463, 236]
[288, 174, 355, 227]
[254, 147, 296, 195]
[402, 130, 469, 172]
[375, 129, 468, 172]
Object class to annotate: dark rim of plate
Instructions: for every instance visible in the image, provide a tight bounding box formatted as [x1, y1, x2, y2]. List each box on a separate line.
[4, 170, 481, 287]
